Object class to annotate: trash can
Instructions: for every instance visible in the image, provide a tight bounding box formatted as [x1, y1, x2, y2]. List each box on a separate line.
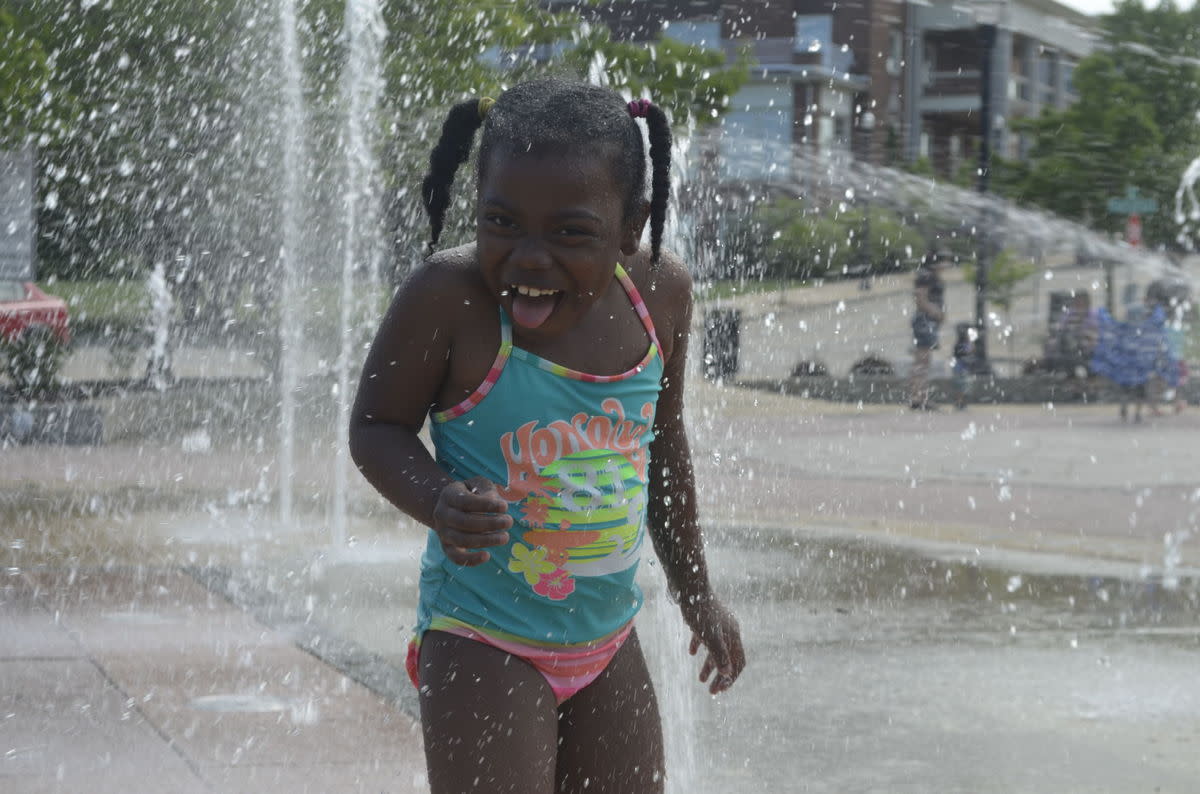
[703, 308, 740, 381]
[1047, 290, 1074, 329]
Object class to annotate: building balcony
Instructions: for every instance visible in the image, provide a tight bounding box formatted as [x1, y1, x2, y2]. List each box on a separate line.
[919, 70, 983, 114]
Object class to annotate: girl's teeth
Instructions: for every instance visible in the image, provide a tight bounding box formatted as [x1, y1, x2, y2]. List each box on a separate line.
[515, 285, 557, 297]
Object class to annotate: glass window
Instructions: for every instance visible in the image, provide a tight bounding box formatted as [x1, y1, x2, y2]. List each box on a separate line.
[1038, 53, 1057, 87]
[664, 19, 721, 51]
[0, 281, 27, 301]
[795, 15, 833, 57]
[887, 29, 904, 75]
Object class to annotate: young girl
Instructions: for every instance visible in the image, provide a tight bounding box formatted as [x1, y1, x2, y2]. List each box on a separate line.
[349, 78, 745, 793]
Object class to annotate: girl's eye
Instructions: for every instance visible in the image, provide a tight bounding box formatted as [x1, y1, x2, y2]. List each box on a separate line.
[558, 226, 595, 238]
[484, 214, 516, 230]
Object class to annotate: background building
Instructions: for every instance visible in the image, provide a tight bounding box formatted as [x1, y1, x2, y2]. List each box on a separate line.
[575, 0, 1099, 184]
[906, 0, 1097, 175]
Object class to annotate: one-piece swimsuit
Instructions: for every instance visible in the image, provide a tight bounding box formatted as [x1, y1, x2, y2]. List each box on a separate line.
[406, 263, 664, 703]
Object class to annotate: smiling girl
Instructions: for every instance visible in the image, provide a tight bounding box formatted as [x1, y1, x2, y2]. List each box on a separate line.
[350, 78, 744, 793]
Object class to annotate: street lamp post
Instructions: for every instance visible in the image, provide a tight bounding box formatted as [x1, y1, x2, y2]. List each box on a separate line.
[858, 110, 876, 290]
[974, 21, 998, 376]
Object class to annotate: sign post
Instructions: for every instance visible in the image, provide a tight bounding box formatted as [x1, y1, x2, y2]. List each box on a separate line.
[0, 148, 36, 282]
[1104, 186, 1159, 311]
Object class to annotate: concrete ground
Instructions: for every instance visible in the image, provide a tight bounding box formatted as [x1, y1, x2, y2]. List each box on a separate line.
[1, 567, 428, 794]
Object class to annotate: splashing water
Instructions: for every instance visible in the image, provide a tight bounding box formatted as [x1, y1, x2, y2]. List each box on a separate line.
[145, 260, 173, 391]
[277, 0, 308, 525]
[1175, 155, 1200, 250]
[332, 0, 387, 550]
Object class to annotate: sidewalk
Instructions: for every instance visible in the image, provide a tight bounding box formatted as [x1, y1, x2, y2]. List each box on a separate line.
[1, 565, 427, 793]
[696, 256, 1108, 380]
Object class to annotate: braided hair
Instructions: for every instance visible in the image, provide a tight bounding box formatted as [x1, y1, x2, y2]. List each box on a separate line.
[420, 77, 673, 262]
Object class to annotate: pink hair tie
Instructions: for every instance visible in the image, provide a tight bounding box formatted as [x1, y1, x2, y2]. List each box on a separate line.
[627, 98, 652, 119]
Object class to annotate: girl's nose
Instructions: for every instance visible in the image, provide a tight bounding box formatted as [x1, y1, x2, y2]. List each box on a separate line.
[512, 236, 553, 270]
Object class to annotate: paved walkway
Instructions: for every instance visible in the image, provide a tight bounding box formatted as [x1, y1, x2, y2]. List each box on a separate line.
[685, 381, 1200, 571]
[1, 566, 427, 794]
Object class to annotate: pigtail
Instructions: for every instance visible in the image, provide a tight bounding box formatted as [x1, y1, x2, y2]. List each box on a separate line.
[421, 99, 487, 253]
[642, 103, 672, 263]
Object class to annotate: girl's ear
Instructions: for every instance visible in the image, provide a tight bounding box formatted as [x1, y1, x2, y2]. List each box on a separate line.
[621, 201, 652, 256]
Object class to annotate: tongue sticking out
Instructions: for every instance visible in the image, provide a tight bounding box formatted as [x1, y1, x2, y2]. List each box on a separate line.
[511, 292, 559, 329]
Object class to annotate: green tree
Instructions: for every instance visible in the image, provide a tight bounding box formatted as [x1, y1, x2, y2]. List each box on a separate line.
[0, 10, 57, 146]
[962, 248, 1036, 356]
[755, 198, 927, 280]
[998, 0, 1200, 248]
[962, 249, 1036, 315]
[6, 0, 747, 290]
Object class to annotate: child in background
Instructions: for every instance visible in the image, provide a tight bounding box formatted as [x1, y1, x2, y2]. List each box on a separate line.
[951, 322, 977, 410]
[349, 78, 744, 793]
[910, 249, 949, 410]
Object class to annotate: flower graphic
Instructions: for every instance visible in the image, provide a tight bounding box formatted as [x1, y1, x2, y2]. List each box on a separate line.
[533, 568, 576, 601]
[521, 498, 551, 528]
[508, 543, 555, 585]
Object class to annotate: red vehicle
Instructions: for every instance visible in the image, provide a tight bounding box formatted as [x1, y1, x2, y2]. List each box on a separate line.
[2, 280, 71, 392]
[0, 281, 71, 346]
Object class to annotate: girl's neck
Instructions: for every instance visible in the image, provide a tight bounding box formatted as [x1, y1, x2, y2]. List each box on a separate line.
[510, 266, 651, 376]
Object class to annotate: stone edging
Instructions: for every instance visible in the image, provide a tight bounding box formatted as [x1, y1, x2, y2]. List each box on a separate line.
[185, 564, 420, 721]
[736, 375, 1200, 405]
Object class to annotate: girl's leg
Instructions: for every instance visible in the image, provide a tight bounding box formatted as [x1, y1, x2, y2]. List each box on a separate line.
[556, 629, 665, 794]
[418, 631, 559, 794]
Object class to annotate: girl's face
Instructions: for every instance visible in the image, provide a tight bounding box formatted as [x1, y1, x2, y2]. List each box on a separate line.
[476, 148, 645, 337]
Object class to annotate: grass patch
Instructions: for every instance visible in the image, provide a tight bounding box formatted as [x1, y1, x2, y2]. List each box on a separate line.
[36, 277, 395, 347]
[38, 279, 148, 326]
[695, 277, 814, 302]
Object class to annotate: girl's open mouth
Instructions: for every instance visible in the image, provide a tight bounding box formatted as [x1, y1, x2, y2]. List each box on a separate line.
[510, 284, 563, 329]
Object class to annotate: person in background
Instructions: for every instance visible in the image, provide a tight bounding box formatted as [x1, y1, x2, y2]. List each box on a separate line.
[1145, 282, 1188, 414]
[1091, 300, 1170, 423]
[1048, 292, 1098, 378]
[909, 249, 950, 410]
[951, 322, 977, 410]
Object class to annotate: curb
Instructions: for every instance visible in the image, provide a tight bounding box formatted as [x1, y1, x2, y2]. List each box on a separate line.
[736, 375, 1200, 405]
[185, 564, 421, 722]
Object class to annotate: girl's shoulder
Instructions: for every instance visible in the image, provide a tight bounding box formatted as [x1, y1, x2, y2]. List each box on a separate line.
[404, 243, 484, 295]
[391, 244, 494, 338]
[625, 247, 693, 359]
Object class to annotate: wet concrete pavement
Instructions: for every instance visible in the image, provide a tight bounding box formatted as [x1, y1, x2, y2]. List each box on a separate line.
[7, 381, 1200, 791]
[1, 566, 427, 793]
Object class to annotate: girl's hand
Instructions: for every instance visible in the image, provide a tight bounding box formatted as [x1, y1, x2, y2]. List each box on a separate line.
[683, 597, 746, 695]
[432, 477, 513, 566]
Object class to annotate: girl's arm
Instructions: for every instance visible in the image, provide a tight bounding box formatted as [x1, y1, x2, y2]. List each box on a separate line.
[349, 257, 511, 565]
[645, 255, 746, 694]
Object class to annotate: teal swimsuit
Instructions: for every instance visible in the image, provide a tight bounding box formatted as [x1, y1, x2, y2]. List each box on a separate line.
[417, 264, 664, 648]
